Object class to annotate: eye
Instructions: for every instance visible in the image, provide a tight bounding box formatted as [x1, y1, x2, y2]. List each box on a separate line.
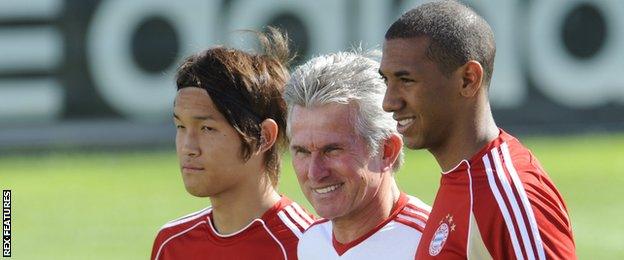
[175, 124, 185, 130]
[201, 125, 215, 132]
[292, 147, 310, 157]
[325, 146, 342, 156]
[399, 77, 415, 83]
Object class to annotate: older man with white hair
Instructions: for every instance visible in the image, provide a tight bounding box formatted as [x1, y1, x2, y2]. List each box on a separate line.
[284, 51, 431, 259]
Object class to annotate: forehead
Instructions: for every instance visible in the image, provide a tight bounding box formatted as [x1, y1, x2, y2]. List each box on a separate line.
[290, 104, 361, 145]
[380, 37, 430, 72]
[174, 87, 220, 117]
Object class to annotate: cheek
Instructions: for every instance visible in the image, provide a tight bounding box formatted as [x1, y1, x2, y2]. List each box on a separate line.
[333, 159, 361, 179]
[291, 158, 309, 180]
[198, 134, 236, 157]
[175, 133, 184, 154]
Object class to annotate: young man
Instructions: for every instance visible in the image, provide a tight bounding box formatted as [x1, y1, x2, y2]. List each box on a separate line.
[284, 51, 430, 259]
[151, 29, 314, 260]
[380, 1, 576, 259]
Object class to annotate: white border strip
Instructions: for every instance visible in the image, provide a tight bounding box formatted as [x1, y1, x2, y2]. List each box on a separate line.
[259, 219, 288, 260]
[483, 154, 524, 260]
[491, 147, 535, 260]
[467, 160, 474, 257]
[161, 207, 212, 229]
[501, 143, 546, 260]
[396, 214, 426, 229]
[284, 205, 311, 230]
[155, 221, 205, 260]
[290, 203, 314, 224]
[277, 211, 303, 239]
[403, 207, 429, 220]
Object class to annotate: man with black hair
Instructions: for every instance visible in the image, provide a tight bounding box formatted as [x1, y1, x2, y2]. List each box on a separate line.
[380, 1, 576, 259]
[151, 28, 314, 260]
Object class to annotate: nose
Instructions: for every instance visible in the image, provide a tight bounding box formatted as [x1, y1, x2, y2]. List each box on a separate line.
[179, 131, 200, 158]
[382, 82, 403, 113]
[307, 153, 329, 182]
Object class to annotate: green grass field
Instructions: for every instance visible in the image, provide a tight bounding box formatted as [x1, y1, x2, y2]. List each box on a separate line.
[1, 133, 623, 259]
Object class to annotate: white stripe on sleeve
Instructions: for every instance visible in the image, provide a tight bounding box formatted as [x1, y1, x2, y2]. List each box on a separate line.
[483, 154, 525, 260]
[277, 210, 303, 238]
[501, 143, 546, 260]
[491, 146, 535, 260]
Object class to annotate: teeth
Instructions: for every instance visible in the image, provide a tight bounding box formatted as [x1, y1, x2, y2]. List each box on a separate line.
[398, 118, 414, 126]
[314, 184, 341, 194]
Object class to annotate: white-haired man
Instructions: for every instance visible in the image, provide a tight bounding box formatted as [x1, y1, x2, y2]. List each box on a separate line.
[284, 51, 430, 259]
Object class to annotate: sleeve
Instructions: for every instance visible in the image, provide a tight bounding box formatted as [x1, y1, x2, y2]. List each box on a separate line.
[150, 229, 168, 260]
[473, 166, 576, 260]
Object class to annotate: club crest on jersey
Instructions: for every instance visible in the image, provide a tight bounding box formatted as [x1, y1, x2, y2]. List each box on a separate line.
[429, 214, 456, 256]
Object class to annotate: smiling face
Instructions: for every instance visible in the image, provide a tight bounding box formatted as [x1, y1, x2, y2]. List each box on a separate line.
[173, 87, 252, 197]
[289, 103, 384, 220]
[380, 37, 462, 150]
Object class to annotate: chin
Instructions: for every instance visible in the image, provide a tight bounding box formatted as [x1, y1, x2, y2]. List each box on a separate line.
[314, 206, 344, 220]
[184, 184, 213, 197]
[404, 137, 425, 150]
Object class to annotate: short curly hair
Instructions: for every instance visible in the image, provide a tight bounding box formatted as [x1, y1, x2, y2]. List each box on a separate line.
[386, 0, 496, 86]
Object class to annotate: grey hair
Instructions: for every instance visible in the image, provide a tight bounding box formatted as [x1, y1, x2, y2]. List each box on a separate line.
[283, 50, 403, 171]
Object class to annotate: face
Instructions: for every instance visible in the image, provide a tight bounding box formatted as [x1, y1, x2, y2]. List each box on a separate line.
[380, 37, 462, 150]
[289, 103, 384, 220]
[173, 87, 250, 197]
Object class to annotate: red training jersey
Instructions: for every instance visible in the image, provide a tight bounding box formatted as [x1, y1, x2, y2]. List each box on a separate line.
[151, 196, 315, 260]
[415, 129, 576, 260]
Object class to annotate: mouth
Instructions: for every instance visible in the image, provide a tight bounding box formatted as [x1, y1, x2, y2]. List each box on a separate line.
[395, 117, 415, 133]
[182, 164, 205, 174]
[313, 183, 343, 194]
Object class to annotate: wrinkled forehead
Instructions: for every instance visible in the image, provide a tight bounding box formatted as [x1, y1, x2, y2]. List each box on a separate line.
[289, 104, 361, 144]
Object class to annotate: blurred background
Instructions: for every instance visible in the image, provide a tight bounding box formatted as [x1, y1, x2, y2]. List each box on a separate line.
[1, 0, 623, 259]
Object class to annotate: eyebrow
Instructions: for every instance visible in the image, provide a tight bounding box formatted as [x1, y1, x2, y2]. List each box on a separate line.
[173, 113, 216, 121]
[290, 145, 308, 151]
[393, 70, 411, 77]
[378, 69, 411, 78]
[290, 143, 342, 152]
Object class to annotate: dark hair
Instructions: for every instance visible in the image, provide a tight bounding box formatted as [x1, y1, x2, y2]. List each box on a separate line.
[175, 27, 292, 186]
[385, 0, 496, 86]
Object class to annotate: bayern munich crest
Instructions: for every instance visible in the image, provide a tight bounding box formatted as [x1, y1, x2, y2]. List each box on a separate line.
[429, 214, 455, 256]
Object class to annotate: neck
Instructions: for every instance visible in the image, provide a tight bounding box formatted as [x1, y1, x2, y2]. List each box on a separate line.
[432, 98, 499, 172]
[210, 173, 280, 234]
[332, 176, 400, 244]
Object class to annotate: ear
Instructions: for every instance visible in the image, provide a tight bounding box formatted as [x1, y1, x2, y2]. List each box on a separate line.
[459, 60, 484, 98]
[381, 133, 403, 172]
[257, 118, 278, 153]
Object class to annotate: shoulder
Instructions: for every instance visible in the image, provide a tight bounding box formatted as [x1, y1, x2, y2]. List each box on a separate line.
[297, 219, 335, 259]
[395, 195, 430, 233]
[300, 219, 331, 240]
[307, 218, 331, 231]
[298, 219, 331, 248]
[269, 200, 316, 240]
[472, 137, 576, 259]
[151, 207, 212, 260]
[157, 206, 212, 233]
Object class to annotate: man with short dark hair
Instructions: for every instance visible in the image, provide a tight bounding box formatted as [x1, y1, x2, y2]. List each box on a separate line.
[380, 1, 576, 259]
[151, 28, 314, 260]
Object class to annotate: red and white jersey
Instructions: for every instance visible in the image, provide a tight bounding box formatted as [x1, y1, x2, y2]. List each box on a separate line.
[415, 129, 576, 260]
[151, 196, 315, 260]
[298, 193, 430, 259]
